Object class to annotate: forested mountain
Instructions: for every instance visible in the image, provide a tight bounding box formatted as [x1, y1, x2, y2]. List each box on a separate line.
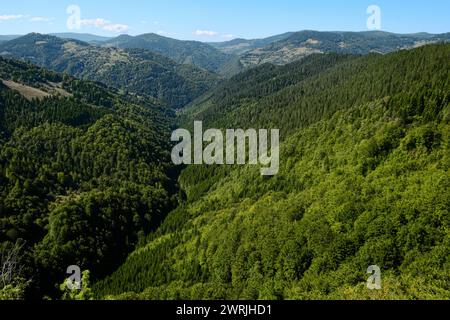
[0, 57, 180, 299]
[103, 33, 239, 75]
[0, 33, 111, 44]
[0, 26, 449, 301]
[234, 30, 450, 67]
[183, 44, 449, 135]
[50, 33, 112, 44]
[0, 36, 20, 42]
[94, 44, 450, 300]
[0, 33, 219, 108]
[209, 32, 294, 55]
[180, 52, 357, 129]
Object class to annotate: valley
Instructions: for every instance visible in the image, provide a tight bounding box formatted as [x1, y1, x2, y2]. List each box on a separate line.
[0, 28, 449, 301]
[93, 44, 450, 300]
[0, 33, 219, 109]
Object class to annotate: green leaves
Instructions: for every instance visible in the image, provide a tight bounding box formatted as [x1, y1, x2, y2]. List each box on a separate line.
[96, 45, 450, 300]
[0, 57, 178, 298]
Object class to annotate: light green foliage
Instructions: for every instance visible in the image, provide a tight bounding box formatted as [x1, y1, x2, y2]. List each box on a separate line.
[95, 44, 450, 300]
[97, 99, 450, 300]
[0, 281, 27, 300]
[60, 270, 94, 301]
[1, 42, 449, 300]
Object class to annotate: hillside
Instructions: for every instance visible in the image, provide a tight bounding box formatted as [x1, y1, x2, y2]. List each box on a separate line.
[50, 33, 112, 43]
[236, 31, 450, 67]
[209, 32, 294, 55]
[103, 33, 238, 75]
[180, 52, 357, 130]
[0, 33, 219, 108]
[0, 35, 20, 42]
[0, 57, 180, 298]
[182, 44, 449, 136]
[94, 44, 450, 300]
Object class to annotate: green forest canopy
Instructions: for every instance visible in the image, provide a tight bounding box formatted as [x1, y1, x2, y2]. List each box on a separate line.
[0, 57, 180, 298]
[0, 43, 449, 300]
[95, 44, 450, 300]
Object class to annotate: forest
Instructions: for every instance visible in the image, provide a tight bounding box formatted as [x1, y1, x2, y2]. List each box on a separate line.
[0, 33, 220, 109]
[0, 37, 449, 300]
[0, 57, 180, 299]
[94, 44, 450, 300]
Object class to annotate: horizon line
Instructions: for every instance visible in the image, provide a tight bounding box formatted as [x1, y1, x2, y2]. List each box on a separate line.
[1, 29, 449, 43]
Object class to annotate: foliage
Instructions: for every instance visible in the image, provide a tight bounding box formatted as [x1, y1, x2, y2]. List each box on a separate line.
[0, 57, 178, 298]
[94, 45, 450, 300]
[0, 280, 28, 300]
[238, 30, 450, 67]
[182, 44, 450, 137]
[103, 33, 238, 75]
[0, 34, 219, 108]
[60, 270, 94, 301]
[1, 39, 449, 301]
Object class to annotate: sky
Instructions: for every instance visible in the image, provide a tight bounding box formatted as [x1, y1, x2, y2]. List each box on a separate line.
[0, 0, 449, 41]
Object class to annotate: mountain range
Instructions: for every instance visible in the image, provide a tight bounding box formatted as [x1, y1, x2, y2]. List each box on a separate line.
[0, 28, 449, 301]
[225, 30, 450, 67]
[0, 56, 180, 298]
[0, 33, 219, 108]
[95, 44, 450, 300]
[209, 32, 295, 54]
[1, 30, 449, 77]
[101, 33, 240, 75]
[49, 33, 113, 43]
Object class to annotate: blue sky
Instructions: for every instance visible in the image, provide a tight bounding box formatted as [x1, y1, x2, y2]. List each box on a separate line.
[0, 0, 449, 41]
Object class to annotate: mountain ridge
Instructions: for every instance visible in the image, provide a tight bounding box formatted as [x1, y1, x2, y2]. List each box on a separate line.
[94, 44, 450, 300]
[102, 33, 238, 75]
[236, 30, 450, 67]
[0, 33, 219, 108]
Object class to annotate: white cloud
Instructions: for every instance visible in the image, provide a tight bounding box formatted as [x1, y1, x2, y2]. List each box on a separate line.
[29, 16, 53, 22]
[0, 14, 53, 24]
[194, 30, 219, 37]
[0, 14, 25, 22]
[80, 18, 109, 28]
[103, 23, 129, 33]
[80, 18, 129, 33]
[194, 30, 235, 39]
[222, 34, 235, 40]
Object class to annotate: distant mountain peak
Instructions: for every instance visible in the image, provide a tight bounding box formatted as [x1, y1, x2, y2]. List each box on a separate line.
[0, 33, 219, 108]
[102, 32, 238, 75]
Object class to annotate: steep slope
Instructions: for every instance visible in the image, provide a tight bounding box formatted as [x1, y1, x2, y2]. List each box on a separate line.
[0, 33, 219, 108]
[239, 30, 450, 67]
[0, 57, 179, 299]
[180, 53, 358, 129]
[103, 33, 238, 75]
[183, 45, 449, 136]
[94, 44, 450, 300]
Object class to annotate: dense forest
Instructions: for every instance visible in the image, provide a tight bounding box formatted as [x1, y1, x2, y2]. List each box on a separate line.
[210, 31, 450, 57]
[0, 33, 219, 109]
[0, 33, 449, 300]
[237, 30, 450, 67]
[94, 44, 450, 300]
[0, 57, 180, 299]
[182, 45, 449, 136]
[102, 33, 240, 76]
